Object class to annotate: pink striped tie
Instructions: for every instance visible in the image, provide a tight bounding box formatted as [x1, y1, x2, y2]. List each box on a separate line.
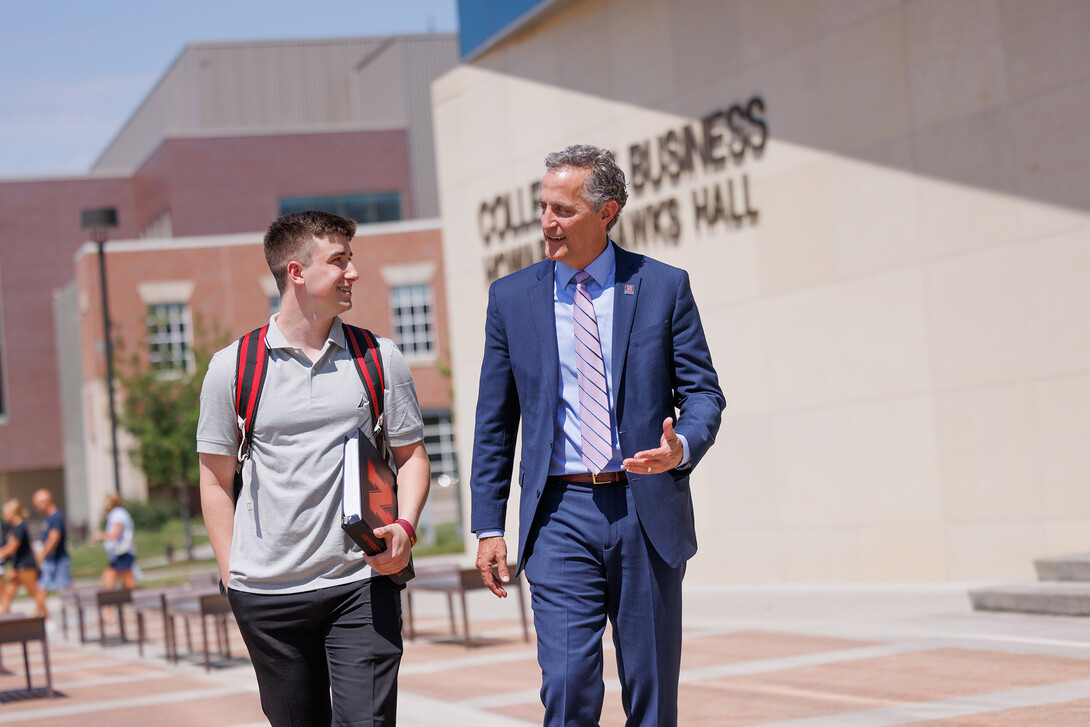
[573, 271, 611, 473]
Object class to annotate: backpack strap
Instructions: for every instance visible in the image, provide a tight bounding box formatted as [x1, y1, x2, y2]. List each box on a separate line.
[230, 323, 383, 505]
[342, 323, 385, 441]
[233, 325, 269, 502]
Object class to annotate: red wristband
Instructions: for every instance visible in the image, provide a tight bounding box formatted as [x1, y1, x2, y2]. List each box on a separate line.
[395, 519, 417, 547]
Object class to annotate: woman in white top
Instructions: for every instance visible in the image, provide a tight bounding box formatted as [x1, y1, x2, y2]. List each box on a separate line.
[94, 493, 137, 589]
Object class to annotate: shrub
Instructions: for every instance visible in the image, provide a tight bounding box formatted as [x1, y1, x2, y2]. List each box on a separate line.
[122, 497, 178, 530]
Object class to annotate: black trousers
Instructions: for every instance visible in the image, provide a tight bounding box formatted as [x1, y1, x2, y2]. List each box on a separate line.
[229, 577, 403, 727]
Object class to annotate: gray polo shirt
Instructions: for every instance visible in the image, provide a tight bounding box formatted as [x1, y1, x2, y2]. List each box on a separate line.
[196, 316, 423, 594]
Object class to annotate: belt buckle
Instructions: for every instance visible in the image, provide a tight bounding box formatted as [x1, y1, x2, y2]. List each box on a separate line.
[591, 472, 606, 485]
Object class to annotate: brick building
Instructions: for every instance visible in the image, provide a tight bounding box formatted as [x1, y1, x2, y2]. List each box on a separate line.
[0, 34, 460, 528]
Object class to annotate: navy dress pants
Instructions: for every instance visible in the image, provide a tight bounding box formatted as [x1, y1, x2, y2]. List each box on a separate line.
[229, 576, 403, 727]
[524, 481, 686, 727]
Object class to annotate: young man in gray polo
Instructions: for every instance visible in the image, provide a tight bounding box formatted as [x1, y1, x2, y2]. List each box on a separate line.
[197, 210, 430, 726]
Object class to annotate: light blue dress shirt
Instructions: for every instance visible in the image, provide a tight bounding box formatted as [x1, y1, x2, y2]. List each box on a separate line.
[550, 245, 623, 475]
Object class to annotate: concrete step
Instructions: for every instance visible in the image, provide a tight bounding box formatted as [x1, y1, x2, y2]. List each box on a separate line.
[969, 582, 1090, 616]
[1034, 552, 1090, 582]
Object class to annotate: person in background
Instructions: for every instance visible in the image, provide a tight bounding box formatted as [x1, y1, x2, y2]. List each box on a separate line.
[33, 489, 73, 595]
[93, 493, 138, 589]
[0, 516, 9, 583]
[0, 499, 50, 617]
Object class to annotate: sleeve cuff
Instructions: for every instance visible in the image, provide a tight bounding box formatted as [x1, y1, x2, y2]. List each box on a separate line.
[678, 433, 692, 469]
[476, 529, 504, 539]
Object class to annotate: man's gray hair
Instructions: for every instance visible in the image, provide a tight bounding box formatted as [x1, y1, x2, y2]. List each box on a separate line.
[544, 144, 628, 232]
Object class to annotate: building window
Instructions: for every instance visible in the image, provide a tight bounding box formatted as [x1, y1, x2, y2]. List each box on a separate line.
[269, 295, 281, 317]
[279, 193, 402, 225]
[422, 410, 458, 480]
[390, 284, 435, 357]
[147, 303, 194, 375]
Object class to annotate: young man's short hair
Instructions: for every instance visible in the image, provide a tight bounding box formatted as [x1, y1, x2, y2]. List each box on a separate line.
[264, 211, 357, 292]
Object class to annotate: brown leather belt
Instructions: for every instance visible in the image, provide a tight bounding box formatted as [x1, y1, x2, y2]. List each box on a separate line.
[550, 471, 627, 485]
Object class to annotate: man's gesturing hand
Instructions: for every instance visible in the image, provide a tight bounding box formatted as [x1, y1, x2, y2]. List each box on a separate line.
[476, 536, 510, 598]
[622, 417, 683, 475]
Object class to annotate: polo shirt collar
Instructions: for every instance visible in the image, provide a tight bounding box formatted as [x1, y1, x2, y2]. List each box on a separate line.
[265, 314, 347, 351]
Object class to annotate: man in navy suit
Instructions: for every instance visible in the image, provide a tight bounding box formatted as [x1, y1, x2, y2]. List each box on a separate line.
[471, 144, 725, 726]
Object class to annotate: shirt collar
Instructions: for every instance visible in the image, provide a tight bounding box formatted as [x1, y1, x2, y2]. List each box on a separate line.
[555, 240, 615, 288]
[266, 314, 346, 350]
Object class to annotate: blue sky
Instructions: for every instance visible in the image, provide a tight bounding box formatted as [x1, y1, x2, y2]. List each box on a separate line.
[0, 0, 459, 179]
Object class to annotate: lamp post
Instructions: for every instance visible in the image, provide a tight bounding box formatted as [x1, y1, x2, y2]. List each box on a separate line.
[80, 207, 121, 495]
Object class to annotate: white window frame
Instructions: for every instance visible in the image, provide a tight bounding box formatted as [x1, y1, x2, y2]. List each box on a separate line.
[381, 262, 438, 362]
[422, 409, 458, 480]
[389, 283, 436, 359]
[146, 302, 195, 377]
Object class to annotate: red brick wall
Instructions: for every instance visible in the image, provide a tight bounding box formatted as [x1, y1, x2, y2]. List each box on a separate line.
[0, 176, 138, 472]
[132, 131, 414, 237]
[76, 225, 451, 413]
[344, 227, 451, 410]
[1, 128, 421, 476]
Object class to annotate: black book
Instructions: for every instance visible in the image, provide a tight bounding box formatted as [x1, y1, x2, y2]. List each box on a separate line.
[342, 428, 414, 585]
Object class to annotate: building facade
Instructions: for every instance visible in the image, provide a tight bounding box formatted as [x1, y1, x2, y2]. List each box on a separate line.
[436, 0, 1090, 582]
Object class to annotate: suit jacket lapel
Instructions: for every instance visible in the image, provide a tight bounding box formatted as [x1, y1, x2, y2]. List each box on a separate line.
[529, 261, 560, 413]
[612, 245, 640, 417]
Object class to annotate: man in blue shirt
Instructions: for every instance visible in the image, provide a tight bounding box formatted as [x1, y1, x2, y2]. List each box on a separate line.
[33, 489, 72, 593]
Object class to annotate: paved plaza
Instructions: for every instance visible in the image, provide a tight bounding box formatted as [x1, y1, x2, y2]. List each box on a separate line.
[2, 572, 1090, 726]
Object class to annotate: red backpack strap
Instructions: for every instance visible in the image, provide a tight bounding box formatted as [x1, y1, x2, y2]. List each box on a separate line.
[234, 325, 270, 462]
[342, 323, 385, 439]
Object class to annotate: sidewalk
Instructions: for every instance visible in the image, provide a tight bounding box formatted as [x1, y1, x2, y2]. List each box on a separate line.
[2, 576, 1090, 725]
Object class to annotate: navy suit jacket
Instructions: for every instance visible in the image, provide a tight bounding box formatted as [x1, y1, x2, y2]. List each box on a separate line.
[470, 243, 725, 572]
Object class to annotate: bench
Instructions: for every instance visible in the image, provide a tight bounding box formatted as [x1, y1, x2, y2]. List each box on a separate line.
[0, 614, 53, 697]
[133, 586, 189, 658]
[132, 574, 223, 658]
[163, 589, 234, 671]
[403, 563, 529, 646]
[58, 587, 133, 644]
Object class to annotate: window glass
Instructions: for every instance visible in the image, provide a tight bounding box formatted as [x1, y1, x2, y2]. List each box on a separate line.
[389, 284, 435, 357]
[422, 410, 458, 480]
[279, 193, 402, 224]
[147, 303, 194, 375]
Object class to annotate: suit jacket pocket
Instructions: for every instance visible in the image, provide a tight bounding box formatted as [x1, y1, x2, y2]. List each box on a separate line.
[629, 320, 669, 344]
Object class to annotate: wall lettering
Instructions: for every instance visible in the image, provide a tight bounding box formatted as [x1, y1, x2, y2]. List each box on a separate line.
[476, 96, 767, 282]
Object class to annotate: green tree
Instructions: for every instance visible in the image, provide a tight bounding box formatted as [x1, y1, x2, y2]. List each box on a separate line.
[116, 316, 221, 559]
